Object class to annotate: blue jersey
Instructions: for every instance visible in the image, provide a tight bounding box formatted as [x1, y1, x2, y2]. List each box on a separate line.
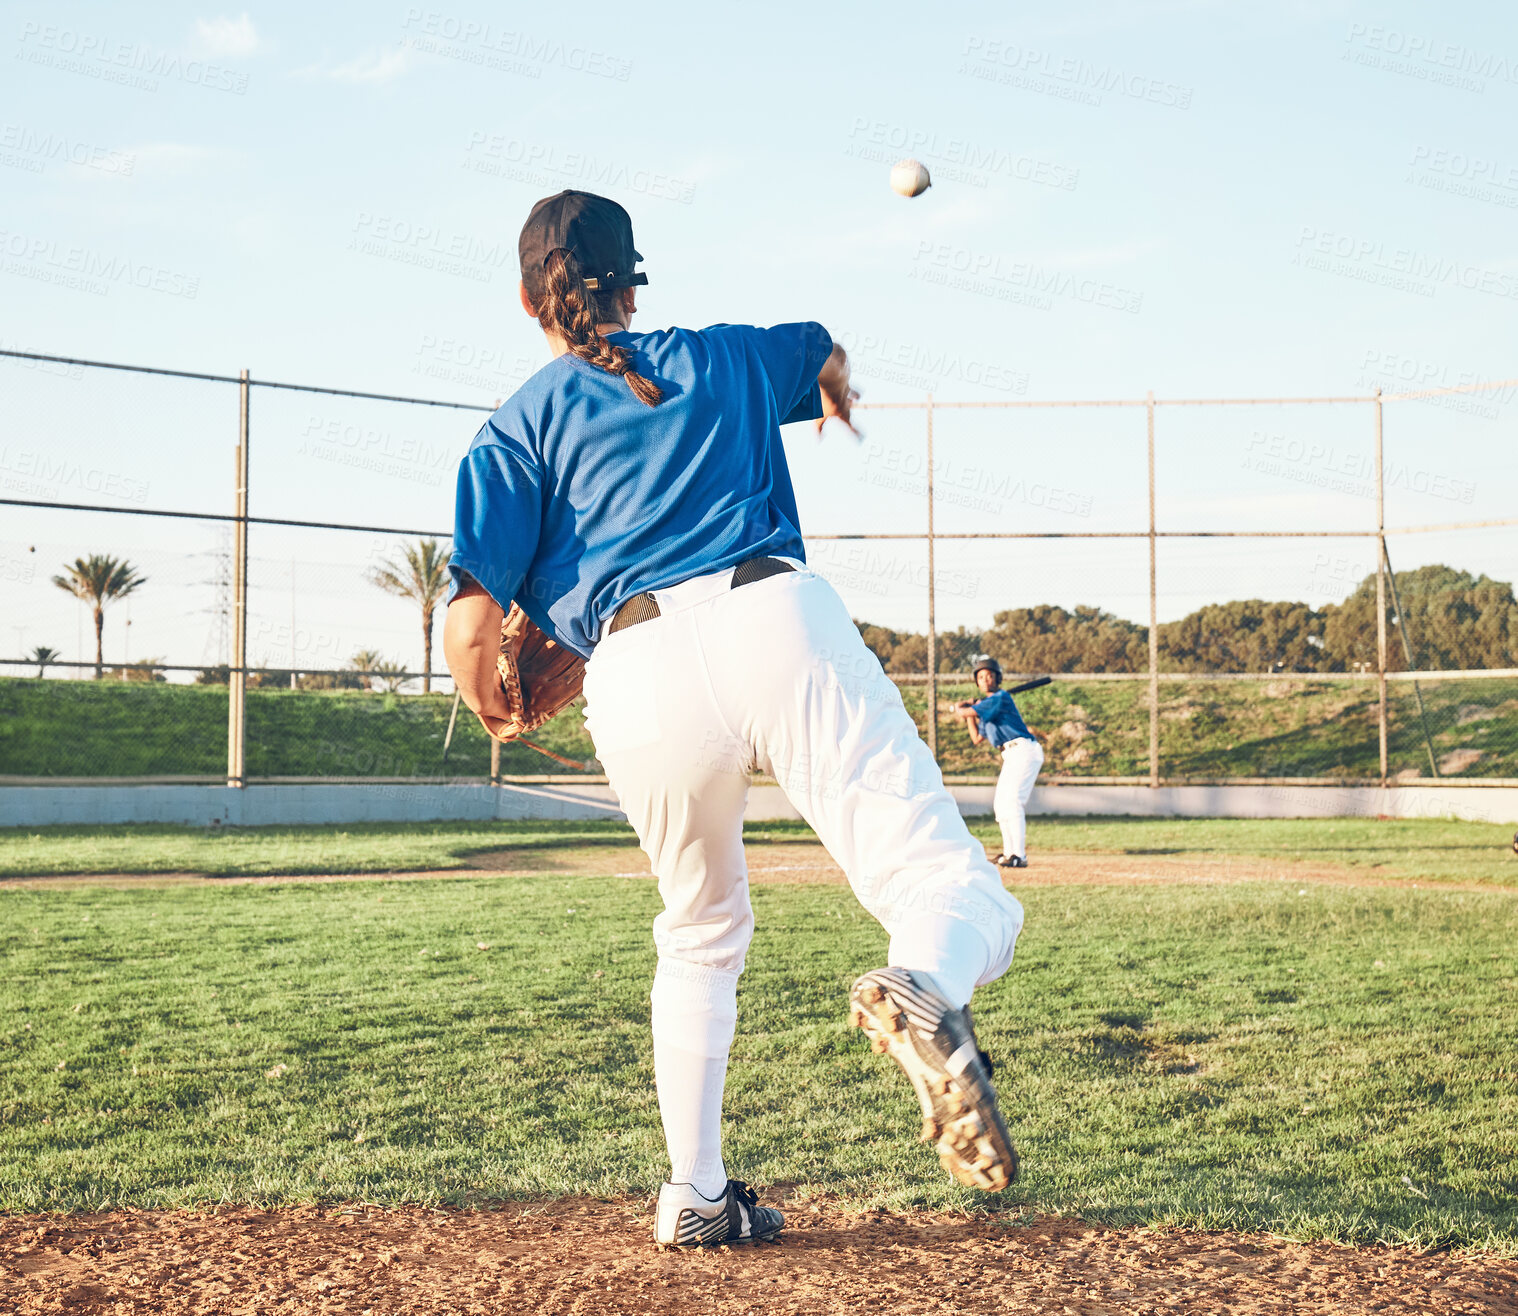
[448, 322, 832, 656]
[973, 689, 1033, 748]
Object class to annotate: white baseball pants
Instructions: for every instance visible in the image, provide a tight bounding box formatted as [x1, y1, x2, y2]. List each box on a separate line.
[993, 737, 1045, 861]
[582, 564, 1024, 1195]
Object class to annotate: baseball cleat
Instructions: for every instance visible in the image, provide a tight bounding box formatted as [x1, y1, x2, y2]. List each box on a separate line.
[654, 1180, 784, 1246]
[849, 967, 1019, 1193]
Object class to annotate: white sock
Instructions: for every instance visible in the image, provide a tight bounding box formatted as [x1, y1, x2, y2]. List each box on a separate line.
[650, 959, 739, 1199]
[888, 915, 993, 1010]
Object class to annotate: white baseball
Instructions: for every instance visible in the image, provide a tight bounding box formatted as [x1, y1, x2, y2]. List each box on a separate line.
[890, 158, 932, 197]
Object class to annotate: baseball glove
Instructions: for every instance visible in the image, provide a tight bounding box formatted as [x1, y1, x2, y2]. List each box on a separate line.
[488, 604, 586, 742]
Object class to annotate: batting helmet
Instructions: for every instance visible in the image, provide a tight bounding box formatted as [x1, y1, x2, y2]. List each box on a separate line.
[971, 654, 1002, 679]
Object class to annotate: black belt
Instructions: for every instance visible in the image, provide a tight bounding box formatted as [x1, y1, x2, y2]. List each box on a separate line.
[606, 556, 795, 636]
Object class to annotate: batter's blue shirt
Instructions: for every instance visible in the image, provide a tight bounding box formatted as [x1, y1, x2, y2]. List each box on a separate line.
[448, 322, 832, 656]
[973, 690, 1033, 748]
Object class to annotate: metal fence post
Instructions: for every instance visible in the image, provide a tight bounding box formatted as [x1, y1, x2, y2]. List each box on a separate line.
[925, 393, 938, 763]
[1146, 391, 1159, 788]
[227, 369, 250, 789]
[490, 736, 501, 786]
[1374, 388, 1388, 785]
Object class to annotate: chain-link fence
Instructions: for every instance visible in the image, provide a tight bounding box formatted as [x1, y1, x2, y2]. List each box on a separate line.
[3, 347, 1514, 788]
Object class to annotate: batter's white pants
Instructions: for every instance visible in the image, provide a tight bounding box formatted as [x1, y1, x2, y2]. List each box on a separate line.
[994, 737, 1045, 860]
[582, 565, 1025, 1192]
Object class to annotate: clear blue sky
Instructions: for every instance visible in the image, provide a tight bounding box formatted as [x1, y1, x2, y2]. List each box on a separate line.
[3, 0, 1514, 674]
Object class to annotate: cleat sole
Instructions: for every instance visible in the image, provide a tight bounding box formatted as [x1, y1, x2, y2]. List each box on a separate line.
[849, 969, 1019, 1193]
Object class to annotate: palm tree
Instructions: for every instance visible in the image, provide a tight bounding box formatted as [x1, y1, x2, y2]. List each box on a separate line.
[30, 645, 61, 678]
[374, 659, 407, 694]
[368, 538, 450, 693]
[51, 555, 147, 679]
[350, 649, 385, 692]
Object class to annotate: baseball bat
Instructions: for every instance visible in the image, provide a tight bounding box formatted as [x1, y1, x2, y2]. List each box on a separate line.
[1007, 675, 1052, 696]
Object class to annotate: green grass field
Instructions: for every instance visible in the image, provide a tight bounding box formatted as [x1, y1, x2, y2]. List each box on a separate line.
[6, 673, 1515, 780]
[2, 818, 1517, 1251]
[2, 853, 1515, 1251]
[2, 817, 1515, 885]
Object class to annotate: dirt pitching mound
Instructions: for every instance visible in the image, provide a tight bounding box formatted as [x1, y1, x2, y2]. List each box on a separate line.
[4, 1199, 1513, 1316]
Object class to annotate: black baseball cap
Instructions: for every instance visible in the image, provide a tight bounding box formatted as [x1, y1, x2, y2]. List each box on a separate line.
[972, 654, 1003, 678]
[518, 190, 647, 291]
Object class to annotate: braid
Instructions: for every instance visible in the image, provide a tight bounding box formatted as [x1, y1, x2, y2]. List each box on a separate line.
[534, 249, 663, 407]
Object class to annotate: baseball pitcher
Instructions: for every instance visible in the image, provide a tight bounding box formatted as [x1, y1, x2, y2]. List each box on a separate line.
[954, 656, 1046, 868]
[443, 191, 1026, 1247]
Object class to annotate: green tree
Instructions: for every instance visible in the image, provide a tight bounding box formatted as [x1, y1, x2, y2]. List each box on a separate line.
[1322, 565, 1518, 672]
[247, 668, 295, 689]
[1158, 600, 1328, 673]
[350, 649, 385, 692]
[936, 626, 987, 673]
[29, 645, 60, 678]
[982, 604, 1148, 673]
[853, 624, 991, 674]
[374, 659, 407, 694]
[368, 538, 450, 693]
[297, 669, 366, 691]
[51, 555, 147, 680]
[856, 622, 905, 670]
[109, 657, 167, 684]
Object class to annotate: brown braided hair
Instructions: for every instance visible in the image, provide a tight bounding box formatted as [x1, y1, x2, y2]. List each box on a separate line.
[527, 248, 663, 406]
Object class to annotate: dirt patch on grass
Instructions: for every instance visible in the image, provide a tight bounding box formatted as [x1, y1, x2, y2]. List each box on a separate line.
[410, 842, 1515, 894]
[4, 840, 1512, 893]
[2, 1199, 1512, 1316]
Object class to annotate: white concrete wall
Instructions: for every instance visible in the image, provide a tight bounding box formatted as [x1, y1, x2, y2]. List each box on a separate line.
[1025, 784, 1518, 824]
[3, 782, 1516, 827]
[0, 784, 627, 827]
